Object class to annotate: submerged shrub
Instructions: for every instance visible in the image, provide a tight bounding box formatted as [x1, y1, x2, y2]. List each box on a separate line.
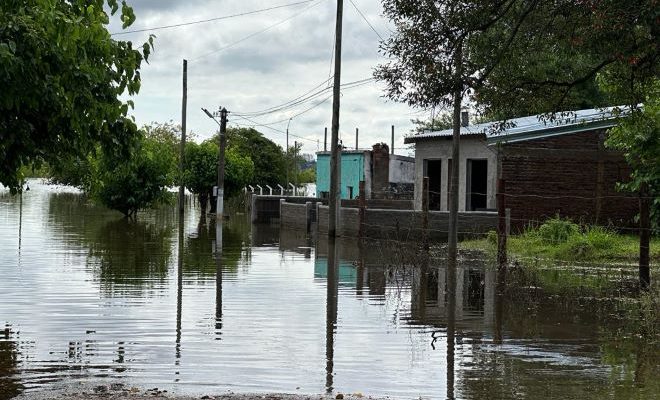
[584, 225, 617, 250]
[537, 217, 579, 244]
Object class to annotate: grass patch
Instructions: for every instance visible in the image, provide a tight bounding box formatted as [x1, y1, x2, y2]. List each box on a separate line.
[462, 217, 660, 263]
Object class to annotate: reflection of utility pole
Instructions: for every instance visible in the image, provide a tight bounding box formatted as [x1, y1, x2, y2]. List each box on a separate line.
[325, 237, 339, 393]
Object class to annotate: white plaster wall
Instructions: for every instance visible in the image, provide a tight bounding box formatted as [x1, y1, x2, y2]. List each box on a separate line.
[389, 155, 415, 183]
[412, 137, 497, 211]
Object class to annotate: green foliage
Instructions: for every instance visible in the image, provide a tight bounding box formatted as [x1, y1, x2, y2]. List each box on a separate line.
[224, 146, 255, 196]
[226, 127, 286, 186]
[298, 167, 316, 184]
[603, 79, 660, 227]
[536, 217, 580, 244]
[0, 0, 154, 193]
[410, 113, 453, 135]
[376, 1, 657, 120]
[184, 139, 254, 204]
[94, 132, 176, 217]
[184, 140, 218, 196]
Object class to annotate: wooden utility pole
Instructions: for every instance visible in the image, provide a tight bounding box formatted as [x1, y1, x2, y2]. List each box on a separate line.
[216, 108, 228, 219]
[447, 40, 463, 272]
[178, 59, 187, 215]
[640, 183, 650, 289]
[328, 0, 344, 237]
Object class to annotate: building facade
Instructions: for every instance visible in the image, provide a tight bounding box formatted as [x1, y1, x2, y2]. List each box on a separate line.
[405, 107, 638, 230]
[316, 144, 414, 200]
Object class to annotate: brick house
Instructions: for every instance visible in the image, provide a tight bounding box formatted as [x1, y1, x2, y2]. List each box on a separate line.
[404, 107, 638, 231]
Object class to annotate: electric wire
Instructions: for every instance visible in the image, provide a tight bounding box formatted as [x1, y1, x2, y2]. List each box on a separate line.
[110, 0, 315, 36]
[347, 0, 384, 41]
[190, 0, 325, 62]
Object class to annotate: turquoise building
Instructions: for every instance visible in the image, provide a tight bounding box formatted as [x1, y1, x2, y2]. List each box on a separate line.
[315, 150, 371, 200]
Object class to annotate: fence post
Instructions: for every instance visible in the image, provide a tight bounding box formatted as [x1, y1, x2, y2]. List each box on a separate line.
[640, 183, 650, 289]
[358, 181, 366, 240]
[422, 177, 429, 250]
[497, 178, 507, 274]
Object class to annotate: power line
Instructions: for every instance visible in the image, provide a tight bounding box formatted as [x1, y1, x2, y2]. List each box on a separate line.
[233, 115, 319, 144]
[234, 77, 375, 118]
[110, 0, 315, 36]
[191, 0, 325, 62]
[348, 0, 383, 41]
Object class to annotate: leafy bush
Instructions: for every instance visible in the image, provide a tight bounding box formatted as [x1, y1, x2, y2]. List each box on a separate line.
[537, 217, 579, 244]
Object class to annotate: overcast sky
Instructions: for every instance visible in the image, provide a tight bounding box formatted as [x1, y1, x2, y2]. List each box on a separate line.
[108, 0, 422, 156]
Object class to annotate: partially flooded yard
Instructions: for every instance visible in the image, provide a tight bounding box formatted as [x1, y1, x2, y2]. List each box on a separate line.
[1, 181, 657, 399]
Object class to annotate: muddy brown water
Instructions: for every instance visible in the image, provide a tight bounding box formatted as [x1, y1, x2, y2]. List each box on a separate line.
[0, 181, 657, 399]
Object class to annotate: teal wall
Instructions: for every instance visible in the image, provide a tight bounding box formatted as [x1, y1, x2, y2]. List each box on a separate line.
[316, 152, 365, 199]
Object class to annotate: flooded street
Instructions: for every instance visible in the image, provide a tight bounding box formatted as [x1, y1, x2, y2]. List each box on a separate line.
[1, 181, 657, 399]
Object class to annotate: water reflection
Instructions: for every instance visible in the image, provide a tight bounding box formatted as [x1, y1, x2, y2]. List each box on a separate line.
[0, 181, 657, 399]
[0, 325, 23, 399]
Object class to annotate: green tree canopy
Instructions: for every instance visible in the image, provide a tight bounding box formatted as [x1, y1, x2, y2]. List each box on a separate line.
[375, 1, 657, 120]
[0, 0, 153, 192]
[226, 127, 286, 187]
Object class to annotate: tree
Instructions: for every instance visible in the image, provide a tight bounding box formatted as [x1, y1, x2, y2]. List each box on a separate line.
[184, 139, 254, 213]
[0, 0, 154, 193]
[95, 131, 176, 218]
[226, 127, 286, 187]
[604, 79, 660, 228]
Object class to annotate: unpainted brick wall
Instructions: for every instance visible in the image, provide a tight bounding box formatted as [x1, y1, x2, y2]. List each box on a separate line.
[499, 129, 638, 231]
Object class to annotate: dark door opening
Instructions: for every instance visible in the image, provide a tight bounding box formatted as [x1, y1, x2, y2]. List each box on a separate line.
[424, 159, 442, 210]
[467, 159, 488, 211]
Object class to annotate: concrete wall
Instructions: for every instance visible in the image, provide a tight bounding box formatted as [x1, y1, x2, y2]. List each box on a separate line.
[389, 155, 415, 183]
[280, 201, 311, 232]
[251, 195, 320, 223]
[316, 203, 497, 240]
[413, 136, 498, 211]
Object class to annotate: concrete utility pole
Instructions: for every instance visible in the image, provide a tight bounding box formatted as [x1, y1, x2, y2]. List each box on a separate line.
[355, 127, 358, 150]
[328, 0, 344, 237]
[216, 108, 228, 218]
[178, 59, 187, 215]
[286, 118, 292, 189]
[324, 127, 328, 152]
[391, 125, 394, 155]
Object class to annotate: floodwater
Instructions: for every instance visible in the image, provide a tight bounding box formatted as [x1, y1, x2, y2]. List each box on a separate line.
[0, 181, 657, 399]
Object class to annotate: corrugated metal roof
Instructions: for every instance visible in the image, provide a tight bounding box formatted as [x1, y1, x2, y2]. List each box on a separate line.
[404, 106, 630, 145]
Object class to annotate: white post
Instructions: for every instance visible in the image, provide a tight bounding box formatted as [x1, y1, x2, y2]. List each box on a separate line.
[248, 185, 254, 193]
[289, 182, 296, 196]
[277, 184, 284, 196]
[266, 185, 273, 195]
[243, 187, 247, 194]
[256, 185, 263, 195]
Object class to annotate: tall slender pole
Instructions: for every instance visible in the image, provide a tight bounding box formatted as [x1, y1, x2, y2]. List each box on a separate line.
[324, 127, 328, 152]
[179, 59, 187, 215]
[355, 127, 358, 150]
[216, 108, 228, 219]
[286, 118, 292, 189]
[328, 0, 344, 237]
[448, 40, 463, 273]
[391, 125, 394, 155]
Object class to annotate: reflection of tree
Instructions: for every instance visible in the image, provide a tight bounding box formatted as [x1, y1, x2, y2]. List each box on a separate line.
[183, 217, 248, 278]
[47, 191, 176, 296]
[89, 219, 173, 296]
[0, 325, 24, 399]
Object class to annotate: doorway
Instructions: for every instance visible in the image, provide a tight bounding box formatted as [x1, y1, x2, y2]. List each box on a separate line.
[466, 159, 488, 211]
[424, 159, 442, 210]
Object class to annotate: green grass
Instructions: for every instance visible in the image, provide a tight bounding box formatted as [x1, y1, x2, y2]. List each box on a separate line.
[462, 217, 660, 263]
